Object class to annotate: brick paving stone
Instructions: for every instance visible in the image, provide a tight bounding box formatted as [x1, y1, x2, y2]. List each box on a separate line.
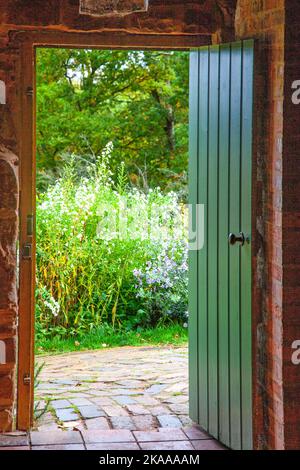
[168, 403, 188, 414]
[178, 415, 193, 427]
[50, 399, 72, 409]
[163, 395, 187, 404]
[37, 422, 64, 432]
[0, 435, 29, 447]
[150, 406, 171, 416]
[114, 395, 137, 405]
[67, 393, 93, 398]
[110, 416, 135, 430]
[126, 404, 150, 415]
[183, 425, 211, 440]
[0, 446, 30, 450]
[157, 415, 182, 428]
[30, 431, 83, 446]
[89, 397, 115, 406]
[85, 418, 110, 430]
[56, 408, 79, 422]
[110, 389, 143, 396]
[192, 439, 227, 450]
[140, 441, 194, 450]
[32, 444, 85, 450]
[62, 420, 85, 431]
[145, 384, 167, 394]
[132, 415, 157, 431]
[102, 405, 129, 417]
[82, 430, 135, 444]
[86, 443, 139, 450]
[69, 398, 93, 407]
[134, 395, 160, 406]
[133, 428, 186, 442]
[116, 380, 145, 388]
[77, 405, 106, 419]
[51, 380, 75, 386]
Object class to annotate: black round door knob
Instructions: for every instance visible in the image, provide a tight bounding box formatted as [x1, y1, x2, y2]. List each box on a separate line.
[228, 232, 245, 246]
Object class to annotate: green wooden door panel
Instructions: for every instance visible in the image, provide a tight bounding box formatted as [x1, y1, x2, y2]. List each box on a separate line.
[207, 46, 220, 438]
[188, 50, 200, 423]
[240, 40, 254, 450]
[229, 41, 242, 450]
[197, 48, 209, 429]
[188, 40, 254, 450]
[218, 43, 231, 448]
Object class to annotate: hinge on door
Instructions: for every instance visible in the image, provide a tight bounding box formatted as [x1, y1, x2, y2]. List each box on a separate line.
[22, 243, 32, 260]
[23, 374, 31, 386]
[25, 87, 33, 97]
[27, 214, 34, 237]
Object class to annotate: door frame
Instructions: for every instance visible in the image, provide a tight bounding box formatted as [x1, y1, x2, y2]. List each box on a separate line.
[14, 31, 257, 447]
[15, 29, 209, 431]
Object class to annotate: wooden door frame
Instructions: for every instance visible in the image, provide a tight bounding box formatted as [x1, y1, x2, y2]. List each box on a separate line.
[15, 29, 210, 430]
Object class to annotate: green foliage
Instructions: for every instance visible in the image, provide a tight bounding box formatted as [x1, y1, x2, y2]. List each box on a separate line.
[33, 361, 50, 422]
[35, 150, 188, 340]
[35, 325, 188, 355]
[36, 49, 189, 195]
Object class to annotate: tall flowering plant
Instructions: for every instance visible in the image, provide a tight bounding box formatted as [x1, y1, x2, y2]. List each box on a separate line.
[36, 146, 188, 338]
[133, 240, 188, 327]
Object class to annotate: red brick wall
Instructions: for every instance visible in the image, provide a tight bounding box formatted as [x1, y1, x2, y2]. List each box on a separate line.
[235, 0, 286, 450]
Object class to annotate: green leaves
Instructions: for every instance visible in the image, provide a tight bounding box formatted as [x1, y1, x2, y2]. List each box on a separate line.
[35, 156, 187, 339]
[36, 49, 189, 194]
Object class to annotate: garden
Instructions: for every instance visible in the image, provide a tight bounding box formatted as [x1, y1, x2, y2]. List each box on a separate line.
[35, 48, 189, 354]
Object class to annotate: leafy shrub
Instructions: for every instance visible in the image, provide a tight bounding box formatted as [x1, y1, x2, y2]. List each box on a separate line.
[36, 148, 188, 339]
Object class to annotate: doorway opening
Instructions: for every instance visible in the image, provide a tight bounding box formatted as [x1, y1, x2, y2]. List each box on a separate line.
[33, 47, 191, 434]
[17, 33, 254, 451]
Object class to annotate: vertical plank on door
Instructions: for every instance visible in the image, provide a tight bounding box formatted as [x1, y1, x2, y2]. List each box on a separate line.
[229, 41, 242, 450]
[197, 48, 209, 429]
[188, 51, 200, 423]
[218, 44, 231, 447]
[207, 46, 220, 438]
[241, 40, 254, 450]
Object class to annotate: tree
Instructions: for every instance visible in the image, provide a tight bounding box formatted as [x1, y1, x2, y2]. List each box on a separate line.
[36, 48, 189, 195]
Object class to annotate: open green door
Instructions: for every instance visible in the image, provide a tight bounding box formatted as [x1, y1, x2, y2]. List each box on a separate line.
[189, 40, 254, 450]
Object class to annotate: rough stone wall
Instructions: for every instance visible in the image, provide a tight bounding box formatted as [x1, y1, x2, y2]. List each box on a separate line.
[0, 145, 18, 432]
[0, 30, 19, 432]
[235, 0, 285, 450]
[0, 0, 237, 38]
[282, 0, 300, 450]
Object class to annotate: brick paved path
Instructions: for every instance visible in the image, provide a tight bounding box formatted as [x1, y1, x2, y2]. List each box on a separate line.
[34, 346, 191, 432]
[0, 427, 226, 450]
[0, 346, 226, 451]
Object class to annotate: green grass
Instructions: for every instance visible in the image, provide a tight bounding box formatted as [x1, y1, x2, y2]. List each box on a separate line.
[35, 324, 188, 356]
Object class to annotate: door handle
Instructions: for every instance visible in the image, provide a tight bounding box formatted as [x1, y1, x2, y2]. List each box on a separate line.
[228, 232, 245, 246]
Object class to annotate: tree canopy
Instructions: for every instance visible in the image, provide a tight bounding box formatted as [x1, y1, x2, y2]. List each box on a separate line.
[36, 48, 189, 194]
